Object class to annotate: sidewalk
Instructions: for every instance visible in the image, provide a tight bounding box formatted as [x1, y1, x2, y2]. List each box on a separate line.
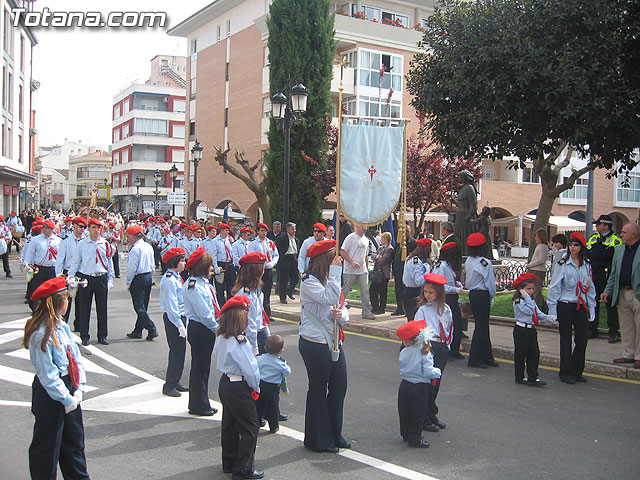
[270, 295, 640, 381]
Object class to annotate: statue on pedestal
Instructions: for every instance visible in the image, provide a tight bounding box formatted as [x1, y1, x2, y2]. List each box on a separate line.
[454, 170, 478, 255]
[470, 205, 494, 260]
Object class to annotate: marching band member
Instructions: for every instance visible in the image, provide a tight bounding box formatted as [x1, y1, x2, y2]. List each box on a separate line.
[105, 221, 121, 278]
[213, 223, 236, 304]
[183, 247, 220, 416]
[547, 232, 596, 384]
[0, 215, 13, 277]
[232, 227, 253, 269]
[214, 295, 263, 479]
[298, 240, 350, 453]
[158, 227, 175, 273]
[60, 217, 74, 240]
[249, 222, 279, 321]
[202, 225, 217, 257]
[414, 273, 452, 433]
[146, 217, 162, 270]
[465, 232, 498, 368]
[22, 277, 90, 480]
[402, 237, 433, 321]
[159, 247, 189, 397]
[24, 219, 61, 312]
[55, 217, 87, 327]
[298, 223, 326, 274]
[68, 218, 114, 346]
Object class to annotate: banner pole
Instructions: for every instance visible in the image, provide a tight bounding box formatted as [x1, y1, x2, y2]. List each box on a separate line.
[399, 121, 408, 261]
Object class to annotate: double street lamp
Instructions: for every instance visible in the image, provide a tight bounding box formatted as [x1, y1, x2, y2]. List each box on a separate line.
[153, 169, 162, 215]
[169, 163, 178, 216]
[134, 175, 142, 213]
[191, 140, 203, 220]
[271, 81, 308, 224]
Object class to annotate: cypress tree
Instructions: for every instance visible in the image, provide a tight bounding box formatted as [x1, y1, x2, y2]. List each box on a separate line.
[265, 0, 335, 237]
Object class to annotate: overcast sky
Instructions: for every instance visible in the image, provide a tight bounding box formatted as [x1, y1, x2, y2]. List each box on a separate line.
[32, 0, 212, 149]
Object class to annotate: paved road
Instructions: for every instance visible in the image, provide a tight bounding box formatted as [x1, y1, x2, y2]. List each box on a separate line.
[0, 264, 638, 480]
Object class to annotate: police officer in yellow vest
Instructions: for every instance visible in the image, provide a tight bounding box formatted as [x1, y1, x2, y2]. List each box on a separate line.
[587, 214, 622, 342]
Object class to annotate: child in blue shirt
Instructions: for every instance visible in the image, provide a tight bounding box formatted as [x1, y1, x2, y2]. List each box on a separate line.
[256, 334, 291, 433]
[396, 320, 441, 448]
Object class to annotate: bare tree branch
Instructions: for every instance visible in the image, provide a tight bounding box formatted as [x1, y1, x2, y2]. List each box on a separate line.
[553, 163, 596, 196]
[551, 144, 574, 175]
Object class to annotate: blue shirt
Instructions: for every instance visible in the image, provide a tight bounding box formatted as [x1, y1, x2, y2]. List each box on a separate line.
[464, 256, 496, 297]
[29, 320, 87, 406]
[231, 238, 250, 267]
[249, 236, 279, 269]
[402, 256, 431, 288]
[55, 232, 85, 276]
[414, 301, 453, 348]
[257, 353, 291, 385]
[234, 287, 269, 352]
[201, 236, 216, 257]
[160, 269, 185, 329]
[126, 239, 155, 285]
[183, 276, 219, 332]
[547, 256, 597, 318]
[24, 233, 61, 267]
[299, 265, 349, 342]
[399, 343, 441, 384]
[513, 295, 551, 326]
[213, 235, 233, 263]
[433, 260, 462, 295]
[158, 234, 174, 252]
[214, 334, 261, 392]
[172, 235, 194, 258]
[298, 236, 319, 273]
[68, 236, 114, 281]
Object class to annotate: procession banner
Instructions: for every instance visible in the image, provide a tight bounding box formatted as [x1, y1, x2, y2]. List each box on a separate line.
[339, 121, 404, 225]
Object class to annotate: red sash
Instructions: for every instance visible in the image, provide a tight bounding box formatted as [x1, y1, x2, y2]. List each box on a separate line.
[576, 281, 589, 312]
[532, 309, 539, 326]
[208, 285, 221, 318]
[66, 346, 80, 388]
[439, 319, 453, 347]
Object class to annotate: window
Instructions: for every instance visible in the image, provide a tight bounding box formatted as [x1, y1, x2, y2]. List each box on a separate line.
[113, 128, 120, 143]
[173, 99, 186, 113]
[263, 97, 271, 118]
[123, 174, 129, 187]
[122, 123, 129, 138]
[113, 175, 120, 189]
[138, 97, 160, 111]
[173, 124, 185, 139]
[224, 108, 228, 127]
[20, 36, 25, 72]
[217, 25, 221, 43]
[357, 95, 401, 118]
[191, 39, 197, 54]
[114, 105, 121, 119]
[171, 149, 184, 163]
[4, 9, 14, 56]
[1, 65, 5, 109]
[18, 133, 22, 163]
[113, 151, 120, 166]
[522, 167, 540, 183]
[133, 118, 168, 136]
[561, 175, 589, 200]
[6, 126, 11, 158]
[616, 172, 640, 203]
[122, 149, 129, 163]
[7, 72, 12, 112]
[226, 62, 229, 81]
[358, 49, 402, 92]
[18, 85, 22, 122]
[351, 4, 408, 26]
[226, 20, 231, 37]
[190, 78, 196, 100]
[264, 46, 269, 66]
[483, 164, 494, 181]
[123, 99, 130, 114]
[189, 121, 196, 140]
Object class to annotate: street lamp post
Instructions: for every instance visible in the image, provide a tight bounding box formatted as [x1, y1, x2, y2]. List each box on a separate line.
[271, 81, 308, 224]
[135, 175, 142, 213]
[153, 169, 162, 215]
[191, 140, 203, 220]
[169, 163, 178, 217]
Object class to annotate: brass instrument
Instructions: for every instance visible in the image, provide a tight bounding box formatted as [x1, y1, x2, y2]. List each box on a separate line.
[24, 265, 39, 282]
[67, 275, 88, 298]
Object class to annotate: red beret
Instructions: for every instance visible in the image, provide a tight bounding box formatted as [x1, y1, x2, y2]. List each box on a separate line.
[257, 222, 269, 231]
[423, 273, 448, 285]
[467, 232, 486, 247]
[36, 216, 43, 221]
[126, 225, 143, 235]
[32, 224, 43, 231]
[570, 232, 587, 248]
[186, 247, 206, 271]
[189, 225, 199, 232]
[65, 217, 73, 222]
[206, 225, 217, 231]
[218, 223, 231, 231]
[163, 247, 185, 264]
[240, 226, 253, 234]
[440, 242, 456, 252]
[11, 210, 16, 215]
[74, 217, 87, 227]
[240, 252, 267, 265]
[31, 276, 67, 301]
[396, 320, 427, 340]
[306, 239, 336, 258]
[163, 228, 170, 234]
[513, 273, 537, 289]
[313, 223, 327, 232]
[88, 218, 104, 227]
[180, 223, 189, 229]
[220, 295, 250, 315]
[108, 222, 115, 228]
[0, 215, 4, 221]
[43, 220, 56, 229]
[416, 237, 432, 247]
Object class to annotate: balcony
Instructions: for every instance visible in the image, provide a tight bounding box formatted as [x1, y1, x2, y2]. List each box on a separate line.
[111, 134, 184, 149]
[334, 13, 423, 51]
[112, 108, 184, 127]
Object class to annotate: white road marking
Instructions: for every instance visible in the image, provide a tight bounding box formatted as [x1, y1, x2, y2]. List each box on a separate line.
[0, 365, 97, 392]
[0, 330, 25, 345]
[6, 348, 117, 377]
[0, 318, 29, 329]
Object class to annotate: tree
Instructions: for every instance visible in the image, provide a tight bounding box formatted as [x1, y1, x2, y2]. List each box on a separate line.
[213, 145, 271, 225]
[264, 0, 335, 236]
[406, 135, 483, 233]
[407, 0, 640, 247]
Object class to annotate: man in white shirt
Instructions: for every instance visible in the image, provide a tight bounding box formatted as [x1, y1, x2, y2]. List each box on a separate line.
[341, 224, 374, 319]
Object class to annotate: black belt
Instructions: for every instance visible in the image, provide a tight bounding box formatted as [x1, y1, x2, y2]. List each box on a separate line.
[622, 286, 633, 290]
[78, 272, 106, 277]
[36, 265, 55, 268]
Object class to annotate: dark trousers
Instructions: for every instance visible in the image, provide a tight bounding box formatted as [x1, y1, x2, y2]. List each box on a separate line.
[467, 289, 495, 366]
[398, 379, 429, 445]
[29, 376, 89, 480]
[557, 302, 590, 380]
[257, 328, 268, 355]
[215, 262, 236, 305]
[298, 337, 347, 452]
[218, 375, 259, 476]
[76, 273, 108, 341]
[446, 293, 464, 354]
[427, 342, 448, 420]
[278, 254, 298, 301]
[152, 243, 161, 268]
[513, 325, 540, 381]
[369, 278, 389, 312]
[163, 313, 186, 392]
[112, 247, 120, 277]
[188, 320, 216, 413]
[262, 269, 274, 318]
[592, 269, 620, 335]
[403, 287, 420, 321]
[393, 270, 405, 314]
[8, 236, 20, 253]
[28, 266, 56, 311]
[129, 272, 156, 335]
[1, 251, 10, 274]
[255, 380, 281, 431]
[62, 296, 80, 331]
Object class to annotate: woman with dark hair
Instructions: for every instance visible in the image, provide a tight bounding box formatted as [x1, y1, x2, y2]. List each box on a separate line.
[465, 233, 498, 368]
[434, 242, 465, 360]
[402, 238, 434, 321]
[369, 231, 394, 314]
[298, 240, 350, 453]
[526, 228, 549, 313]
[547, 232, 596, 384]
[183, 247, 221, 416]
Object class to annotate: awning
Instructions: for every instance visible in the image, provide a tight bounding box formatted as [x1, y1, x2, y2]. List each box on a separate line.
[0, 166, 36, 182]
[492, 214, 585, 233]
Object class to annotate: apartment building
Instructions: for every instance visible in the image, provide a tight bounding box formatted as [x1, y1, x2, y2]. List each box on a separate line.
[110, 55, 187, 214]
[68, 150, 112, 210]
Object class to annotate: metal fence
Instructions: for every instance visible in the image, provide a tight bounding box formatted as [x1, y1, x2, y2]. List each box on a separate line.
[462, 260, 553, 291]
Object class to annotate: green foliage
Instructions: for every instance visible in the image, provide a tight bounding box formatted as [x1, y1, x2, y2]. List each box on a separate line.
[406, 0, 640, 170]
[264, 0, 336, 237]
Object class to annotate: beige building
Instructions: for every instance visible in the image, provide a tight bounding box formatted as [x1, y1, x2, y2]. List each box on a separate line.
[68, 150, 112, 210]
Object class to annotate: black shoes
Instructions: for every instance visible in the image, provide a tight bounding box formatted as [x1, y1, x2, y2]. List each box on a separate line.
[175, 384, 189, 392]
[269, 427, 279, 433]
[6, 273, 12, 278]
[560, 377, 576, 385]
[81, 338, 90, 346]
[526, 378, 546, 387]
[486, 361, 499, 367]
[422, 424, 439, 432]
[97, 338, 109, 345]
[259, 419, 266, 427]
[146, 330, 159, 341]
[163, 388, 181, 397]
[469, 364, 488, 369]
[127, 331, 143, 339]
[608, 333, 620, 343]
[336, 438, 351, 449]
[279, 413, 288, 422]
[322, 446, 339, 454]
[515, 378, 527, 385]
[189, 408, 217, 416]
[448, 352, 465, 360]
[287, 293, 295, 300]
[430, 416, 446, 429]
[408, 440, 430, 448]
[575, 375, 588, 383]
[279, 298, 288, 304]
[391, 310, 405, 316]
[232, 470, 264, 480]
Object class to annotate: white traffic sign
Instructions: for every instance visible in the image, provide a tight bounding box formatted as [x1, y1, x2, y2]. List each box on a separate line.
[167, 192, 187, 205]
